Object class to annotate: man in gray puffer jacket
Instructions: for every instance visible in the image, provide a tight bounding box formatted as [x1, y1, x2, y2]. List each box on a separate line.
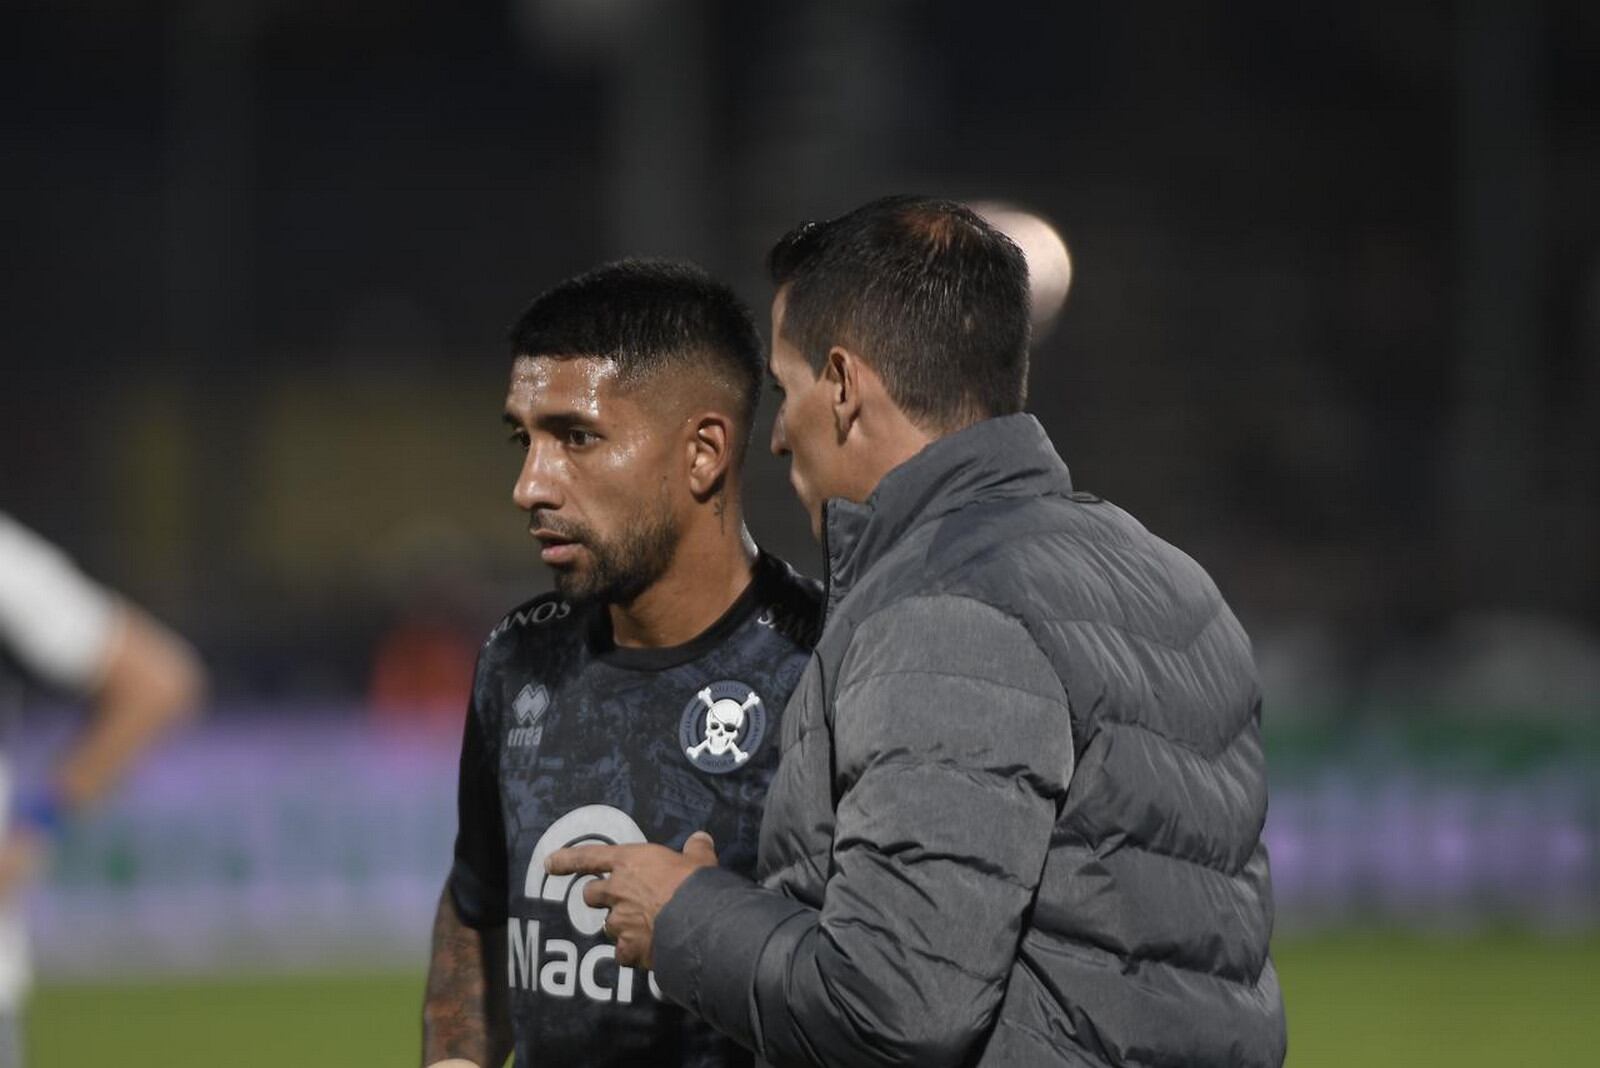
[549, 195, 1286, 1067]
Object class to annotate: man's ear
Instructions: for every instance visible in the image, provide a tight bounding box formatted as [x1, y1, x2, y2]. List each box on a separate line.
[826, 347, 864, 442]
[685, 412, 735, 500]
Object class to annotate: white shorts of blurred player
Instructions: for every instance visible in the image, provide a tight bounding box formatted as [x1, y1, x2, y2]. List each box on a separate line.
[0, 899, 26, 1068]
[0, 765, 32, 1068]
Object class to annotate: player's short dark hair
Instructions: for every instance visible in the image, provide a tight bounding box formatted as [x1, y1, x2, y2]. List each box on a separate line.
[509, 259, 763, 444]
[768, 194, 1031, 429]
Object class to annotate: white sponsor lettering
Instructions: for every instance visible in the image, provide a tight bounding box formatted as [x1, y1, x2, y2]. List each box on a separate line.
[531, 600, 568, 625]
[508, 918, 647, 1003]
[540, 937, 577, 997]
[510, 805, 658, 1004]
[527, 806, 646, 934]
[488, 599, 571, 641]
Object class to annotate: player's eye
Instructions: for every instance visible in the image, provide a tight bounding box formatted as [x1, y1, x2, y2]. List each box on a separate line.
[565, 428, 599, 448]
[769, 379, 785, 397]
[507, 430, 530, 450]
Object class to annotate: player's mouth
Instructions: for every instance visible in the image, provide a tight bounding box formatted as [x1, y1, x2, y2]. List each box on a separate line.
[532, 530, 584, 565]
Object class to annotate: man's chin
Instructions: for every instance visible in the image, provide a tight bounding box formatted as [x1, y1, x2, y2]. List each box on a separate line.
[801, 497, 823, 542]
[550, 563, 597, 602]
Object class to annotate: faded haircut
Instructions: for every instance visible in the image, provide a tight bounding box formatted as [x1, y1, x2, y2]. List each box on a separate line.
[509, 259, 763, 445]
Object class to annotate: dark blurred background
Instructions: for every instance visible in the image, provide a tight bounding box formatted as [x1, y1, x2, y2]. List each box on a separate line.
[1, 2, 1597, 1062]
[4, 0, 1597, 711]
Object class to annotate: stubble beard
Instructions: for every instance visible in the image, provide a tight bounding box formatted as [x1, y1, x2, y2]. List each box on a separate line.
[549, 495, 680, 607]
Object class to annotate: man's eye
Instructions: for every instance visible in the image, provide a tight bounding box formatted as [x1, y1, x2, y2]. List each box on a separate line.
[508, 431, 530, 450]
[769, 380, 785, 397]
[566, 428, 598, 447]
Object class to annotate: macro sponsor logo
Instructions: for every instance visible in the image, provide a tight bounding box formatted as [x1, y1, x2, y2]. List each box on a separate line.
[509, 805, 662, 1002]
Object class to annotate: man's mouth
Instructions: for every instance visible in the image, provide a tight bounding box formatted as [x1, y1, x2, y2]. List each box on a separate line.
[531, 529, 584, 566]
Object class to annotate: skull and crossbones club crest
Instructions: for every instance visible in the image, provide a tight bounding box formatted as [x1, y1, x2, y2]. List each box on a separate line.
[678, 680, 767, 774]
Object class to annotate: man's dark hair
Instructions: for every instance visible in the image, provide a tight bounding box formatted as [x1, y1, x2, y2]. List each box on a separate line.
[768, 194, 1031, 429]
[509, 258, 764, 443]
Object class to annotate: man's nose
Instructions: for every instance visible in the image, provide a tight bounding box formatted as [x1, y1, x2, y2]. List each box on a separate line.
[770, 412, 789, 457]
[512, 440, 562, 512]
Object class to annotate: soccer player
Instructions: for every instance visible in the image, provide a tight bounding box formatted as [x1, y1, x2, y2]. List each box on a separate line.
[0, 511, 206, 1067]
[420, 261, 822, 1068]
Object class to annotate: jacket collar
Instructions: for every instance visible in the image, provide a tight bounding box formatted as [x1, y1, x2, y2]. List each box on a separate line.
[821, 413, 1074, 617]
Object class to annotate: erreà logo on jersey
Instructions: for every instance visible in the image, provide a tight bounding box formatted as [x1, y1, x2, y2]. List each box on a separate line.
[508, 684, 548, 748]
[509, 805, 663, 1003]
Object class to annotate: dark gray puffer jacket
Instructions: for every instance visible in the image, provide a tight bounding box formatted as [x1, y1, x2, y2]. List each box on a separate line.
[656, 415, 1286, 1067]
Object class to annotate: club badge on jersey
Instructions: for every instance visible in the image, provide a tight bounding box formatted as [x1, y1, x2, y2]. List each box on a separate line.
[678, 680, 767, 774]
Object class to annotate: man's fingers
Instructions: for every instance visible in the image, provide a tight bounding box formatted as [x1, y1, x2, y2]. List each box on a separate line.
[682, 830, 717, 865]
[613, 934, 648, 970]
[581, 875, 615, 910]
[545, 844, 617, 876]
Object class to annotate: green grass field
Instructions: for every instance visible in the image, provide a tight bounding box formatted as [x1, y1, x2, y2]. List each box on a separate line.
[27, 933, 1600, 1066]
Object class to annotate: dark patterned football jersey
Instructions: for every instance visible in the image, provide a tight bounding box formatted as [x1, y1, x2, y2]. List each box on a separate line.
[450, 552, 821, 1067]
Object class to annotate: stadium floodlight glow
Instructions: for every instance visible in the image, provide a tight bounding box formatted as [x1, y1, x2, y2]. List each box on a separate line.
[970, 201, 1073, 336]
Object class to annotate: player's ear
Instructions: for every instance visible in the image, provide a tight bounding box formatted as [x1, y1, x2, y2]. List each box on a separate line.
[686, 411, 735, 500]
[826, 347, 863, 442]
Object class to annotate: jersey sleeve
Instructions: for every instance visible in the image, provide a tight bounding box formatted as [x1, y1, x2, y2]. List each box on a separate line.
[0, 513, 119, 693]
[448, 654, 509, 928]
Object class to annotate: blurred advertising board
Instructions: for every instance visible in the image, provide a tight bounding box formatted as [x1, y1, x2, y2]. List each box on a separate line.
[11, 712, 1598, 979]
[17, 712, 457, 978]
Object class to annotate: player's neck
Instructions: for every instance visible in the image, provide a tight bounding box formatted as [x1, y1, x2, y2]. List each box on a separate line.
[607, 505, 757, 649]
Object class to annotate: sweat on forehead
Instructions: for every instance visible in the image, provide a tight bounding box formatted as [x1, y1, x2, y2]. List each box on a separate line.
[513, 349, 744, 410]
[508, 258, 763, 425]
[505, 354, 748, 438]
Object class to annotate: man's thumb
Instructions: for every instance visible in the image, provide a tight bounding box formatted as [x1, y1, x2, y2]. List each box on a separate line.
[683, 830, 717, 863]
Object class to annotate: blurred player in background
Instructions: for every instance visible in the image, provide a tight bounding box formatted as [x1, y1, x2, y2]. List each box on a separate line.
[420, 261, 821, 1068]
[0, 512, 205, 1067]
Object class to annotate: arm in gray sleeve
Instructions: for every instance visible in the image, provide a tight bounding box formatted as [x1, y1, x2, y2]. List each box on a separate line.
[657, 595, 1074, 1067]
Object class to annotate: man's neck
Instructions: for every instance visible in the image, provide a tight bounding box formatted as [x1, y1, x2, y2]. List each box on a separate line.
[608, 516, 758, 649]
[846, 412, 937, 506]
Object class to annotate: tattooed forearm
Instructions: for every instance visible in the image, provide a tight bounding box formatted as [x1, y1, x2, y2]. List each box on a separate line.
[421, 884, 511, 1067]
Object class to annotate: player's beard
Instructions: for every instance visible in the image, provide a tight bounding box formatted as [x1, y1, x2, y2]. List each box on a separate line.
[537, 496, 680, 607]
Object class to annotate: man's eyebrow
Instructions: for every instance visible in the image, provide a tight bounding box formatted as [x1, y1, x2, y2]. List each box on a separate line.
[536, 410, 599, 430]
[503, 408, 601, 431]
[502, 404, 601, 428]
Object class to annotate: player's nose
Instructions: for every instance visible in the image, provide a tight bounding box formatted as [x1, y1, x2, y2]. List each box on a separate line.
[512, 440, 562, 512]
